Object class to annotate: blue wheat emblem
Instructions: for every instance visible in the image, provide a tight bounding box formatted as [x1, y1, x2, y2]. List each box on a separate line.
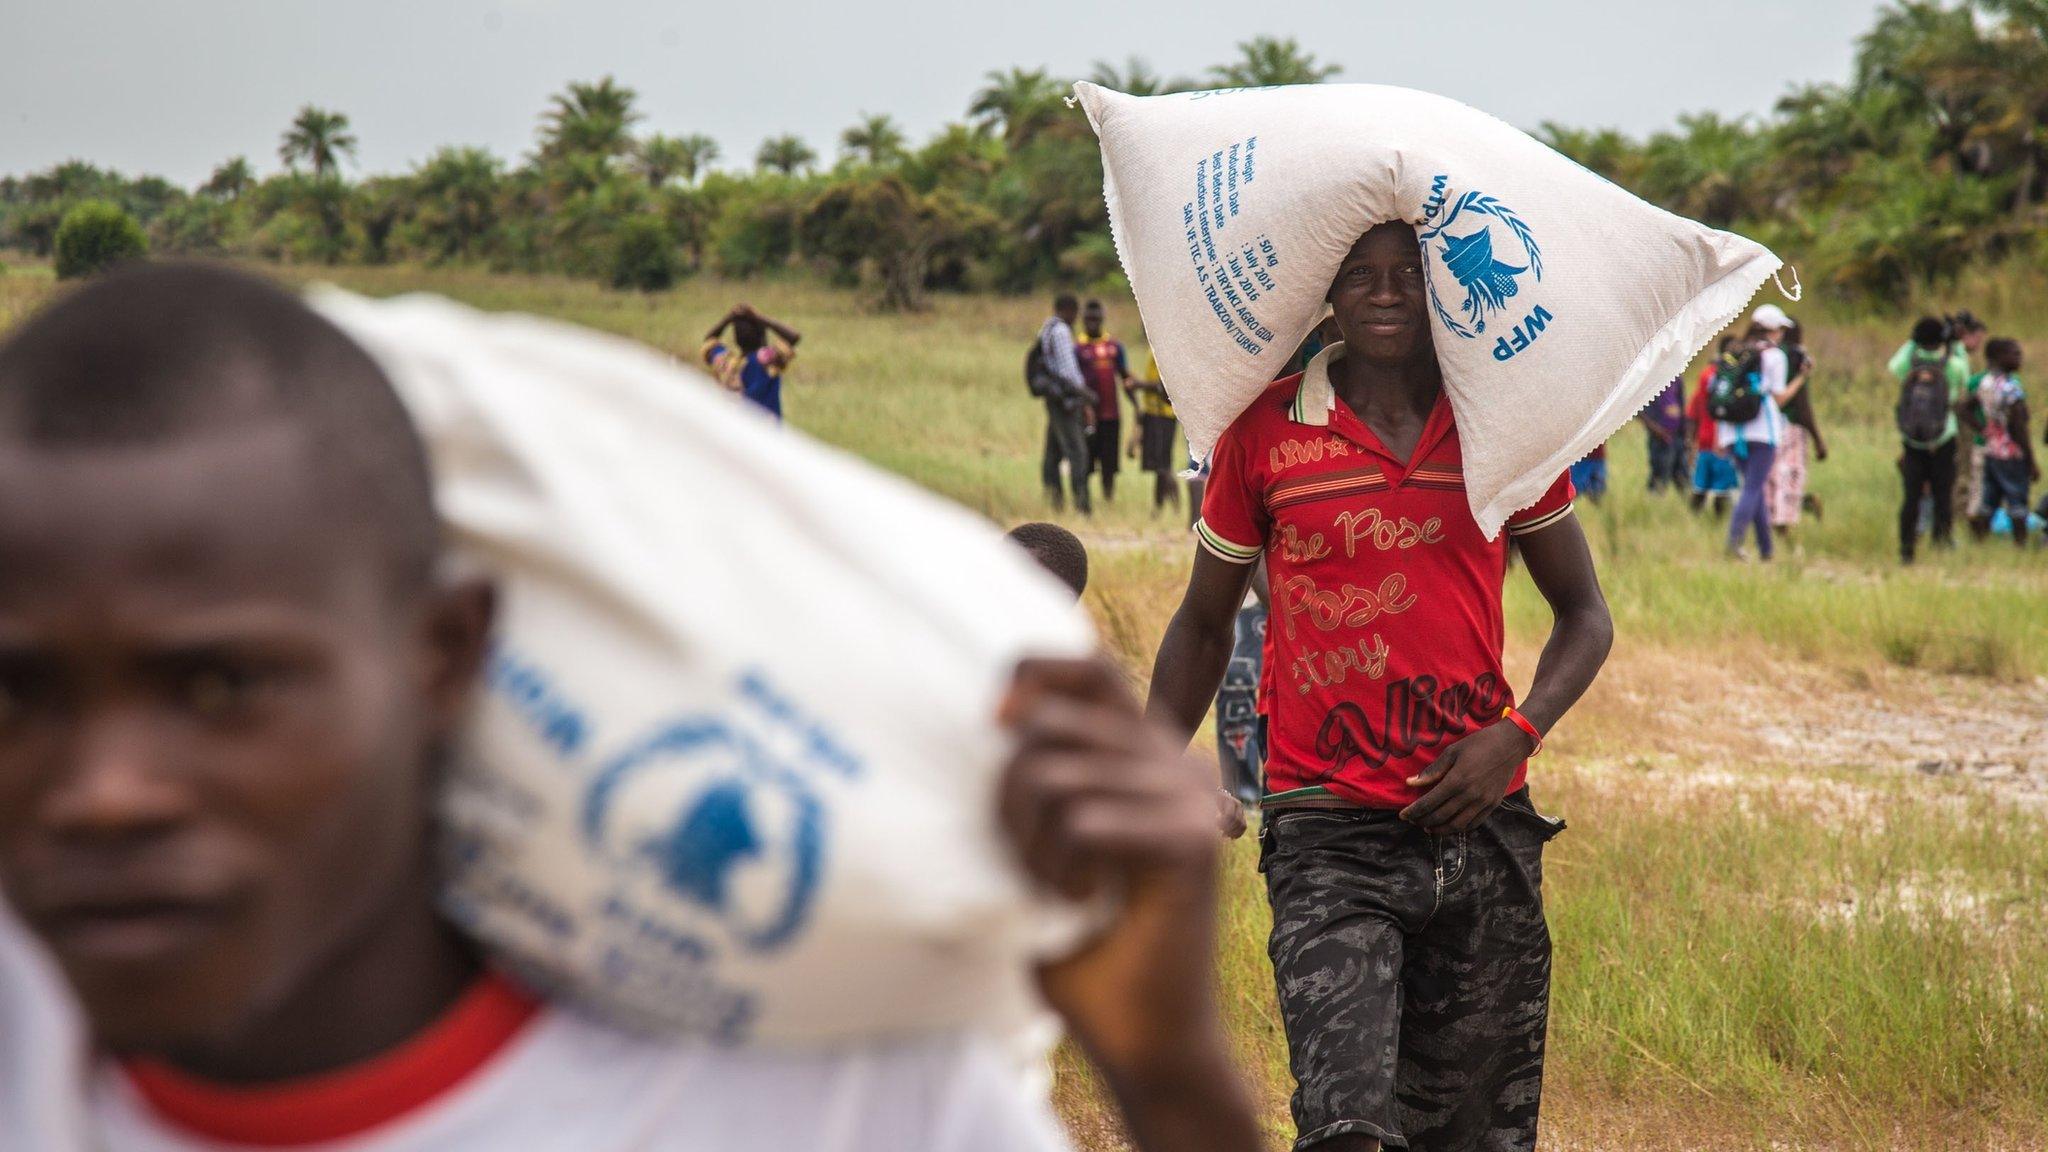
[1419, 190, 1543, 340]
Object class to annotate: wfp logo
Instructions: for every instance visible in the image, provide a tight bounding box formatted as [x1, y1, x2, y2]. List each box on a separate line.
[1418, 176, 1554, 362]
[581, 717, 825, 953]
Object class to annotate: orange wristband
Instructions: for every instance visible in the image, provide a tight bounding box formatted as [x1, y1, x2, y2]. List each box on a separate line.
[1501, 706, 1544, 757]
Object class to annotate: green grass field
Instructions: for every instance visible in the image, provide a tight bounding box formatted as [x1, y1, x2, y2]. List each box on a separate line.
[6, 258, 2046, 1150]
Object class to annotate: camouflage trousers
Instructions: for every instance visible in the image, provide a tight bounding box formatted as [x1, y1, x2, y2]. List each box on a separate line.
[1258, 789, 1565, 1151]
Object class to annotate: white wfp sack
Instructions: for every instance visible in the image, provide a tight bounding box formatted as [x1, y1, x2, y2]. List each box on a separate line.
[311, 289, 1096, 1047]
[1076, 82, 1789, 537]
[0, 909, 90, 1150]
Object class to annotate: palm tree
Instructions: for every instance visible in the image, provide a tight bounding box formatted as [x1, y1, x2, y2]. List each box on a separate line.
[200, 156, 254, 200]
[1639, 113, 1768, 228]
[676, 133, 720, 183]
[278, 107, 358, 179]
[969, 67, 1067, 147]
[1088, 56, 1195, 96]
[538, 77, 642, 161]
[756, 134, 818, 176]
[840, 113, 907, 166]
[1536, 124, 1643, 186]
[1979, 0, 2048, 40]
[1208, 36, 1341, 87]
[633, 134, 691, 187]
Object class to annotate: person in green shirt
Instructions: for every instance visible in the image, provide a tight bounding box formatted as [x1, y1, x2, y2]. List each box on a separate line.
[1889, 316, 1974, 562]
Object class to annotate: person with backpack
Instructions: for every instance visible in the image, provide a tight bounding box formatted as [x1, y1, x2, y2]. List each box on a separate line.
[1688, 341, 1739, 517]
[1891, 316, 1972, 563]
[1714, 306, 1798, 561]
[1028, 294, 1096, 515]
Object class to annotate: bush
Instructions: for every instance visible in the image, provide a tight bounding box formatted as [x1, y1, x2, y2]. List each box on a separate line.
[608, 215, 680, 292]
[150, 197, 241, 257]
[711, 181, 807, 277]
[53, 200, 147, 279]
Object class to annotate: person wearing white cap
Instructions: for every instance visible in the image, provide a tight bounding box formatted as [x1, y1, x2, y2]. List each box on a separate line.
[1718, 305, 1801, 561]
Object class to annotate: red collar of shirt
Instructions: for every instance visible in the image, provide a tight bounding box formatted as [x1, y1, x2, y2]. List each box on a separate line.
[120, 973, 542, 1148]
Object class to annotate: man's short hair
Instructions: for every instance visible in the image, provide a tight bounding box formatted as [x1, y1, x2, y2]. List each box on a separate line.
[0, 261, 439, 592]
[1912, 316, 1949, 350]
[1986, 336, 2022, 370]
[1005, 522, 1088, 599]
[1054, 294, 1079, 313]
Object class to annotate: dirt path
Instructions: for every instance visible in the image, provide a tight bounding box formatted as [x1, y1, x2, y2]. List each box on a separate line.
[1534, 638, 2048, 804]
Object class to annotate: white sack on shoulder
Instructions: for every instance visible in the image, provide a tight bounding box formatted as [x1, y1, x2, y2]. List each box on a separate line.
[312, 289, 1096, 1048]
[1077, 81, 1785, 537]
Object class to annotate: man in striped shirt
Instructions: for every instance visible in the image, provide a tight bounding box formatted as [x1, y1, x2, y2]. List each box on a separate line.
[1146, 223, 1613, 1152]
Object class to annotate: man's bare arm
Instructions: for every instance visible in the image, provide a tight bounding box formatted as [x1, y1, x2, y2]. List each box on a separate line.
[1144, 549, 1255, 742]
[704, 305, 743, 342]
[1403, 514, 1611, 832]
[1509, 515, 1613, 737]
[1001, 657, 1263, 1152]
[755, 310, 802, 349]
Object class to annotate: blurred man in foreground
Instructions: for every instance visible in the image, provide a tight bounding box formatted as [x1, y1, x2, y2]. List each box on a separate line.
[0, 264, 1258, 1152]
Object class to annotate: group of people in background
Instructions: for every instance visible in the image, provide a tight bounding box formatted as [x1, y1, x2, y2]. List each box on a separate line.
[1599, 303, 2042, 564]
[1572, 304, 1824, 561]
[1890, 311, 2040, 558]
[1031, 294, 1196, 519]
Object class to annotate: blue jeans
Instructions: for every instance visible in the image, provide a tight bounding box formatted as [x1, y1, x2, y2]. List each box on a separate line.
[1728, 441, 1778, 557]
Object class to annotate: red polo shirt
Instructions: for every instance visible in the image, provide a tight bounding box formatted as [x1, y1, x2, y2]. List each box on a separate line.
[1196, 344, 1576, 810]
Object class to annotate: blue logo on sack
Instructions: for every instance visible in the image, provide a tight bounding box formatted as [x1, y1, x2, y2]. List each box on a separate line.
[581, 718, 825, 953]
[1419, 177, 1553, 360]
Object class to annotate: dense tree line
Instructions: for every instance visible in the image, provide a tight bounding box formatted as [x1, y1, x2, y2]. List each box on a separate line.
[8, 4, 2048, 304]
[0, 38, 1335, 305]
[1542, 0, 2048, 298]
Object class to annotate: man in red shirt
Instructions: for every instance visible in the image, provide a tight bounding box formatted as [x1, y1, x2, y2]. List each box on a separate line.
[1148, 223, 1613, 1152]
[1075, 299, 1131, 503]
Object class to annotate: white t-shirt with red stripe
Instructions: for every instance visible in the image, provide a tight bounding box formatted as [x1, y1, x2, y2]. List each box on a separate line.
[1, 918, 1071, 1152]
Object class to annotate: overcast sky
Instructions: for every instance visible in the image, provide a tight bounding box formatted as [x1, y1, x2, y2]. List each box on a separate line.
[1, 0, 1889, 187]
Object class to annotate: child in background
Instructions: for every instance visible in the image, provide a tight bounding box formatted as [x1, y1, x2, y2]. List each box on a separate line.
[1689, 341, 1739, 517]
[1971, 338, 2037, 547]
[1005, 522, 1090, 598]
